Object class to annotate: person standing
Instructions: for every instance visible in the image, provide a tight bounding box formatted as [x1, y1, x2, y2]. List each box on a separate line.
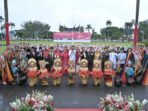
[69, 46, 76, 63]
[80, 47, 88, 60]
[48, 47, 55, 72]
[61, 47, 69, 75]
[117, 48, 126, 70]
[109, 49, 117, 70]
[87, 47, 94, 71]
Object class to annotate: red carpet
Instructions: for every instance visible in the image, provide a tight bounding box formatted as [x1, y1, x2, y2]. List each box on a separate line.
[55, 109, 102, 111]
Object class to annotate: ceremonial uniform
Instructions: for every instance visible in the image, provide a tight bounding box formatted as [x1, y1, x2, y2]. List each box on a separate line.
[27, 58, 38, 86]
[38, 60, 50, 85]
[91, 60, 103, 86]
[67, 60, 75, 85]
[104, 61, 115, 87]
[51, 58, 62, 86]
[79, 59, 89, 85]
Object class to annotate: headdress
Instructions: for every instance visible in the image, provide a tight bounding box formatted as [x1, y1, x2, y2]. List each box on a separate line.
[28, 58, 36, 65]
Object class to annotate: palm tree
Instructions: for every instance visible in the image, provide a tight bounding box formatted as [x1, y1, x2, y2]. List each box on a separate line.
[0, 16, 4, 29]
[86, 24, 92, 32]
[9, 22, 15, 31]
[106, 20, 112, 40]
[124, 22, 133, 40]
[106, 20, 112, 27]
[0, 16, 4, 39]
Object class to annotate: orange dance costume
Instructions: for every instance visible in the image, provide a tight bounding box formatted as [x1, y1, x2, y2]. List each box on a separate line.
[79, 59, 89, 85]
[27, 58, 38, 86]
[104, 61, 115, 87]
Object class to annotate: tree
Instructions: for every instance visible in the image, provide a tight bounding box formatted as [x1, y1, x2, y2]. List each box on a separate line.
[106, 20, 112, 27]
[20, 20, 51, 39]
[0, 16, 4, 39]
[106, 20, 112, 40]
[80, 26, 84, 32]
[86, 24, 92, 32]
[0, 16, 4, 29]
[100, 26, 124, 40]
[59, 25, 65, 32]
[138, 20, 148, 41]
[91, 28, 101, 40]
[9, 22, 15, 31]
[124, 22, 133, 40]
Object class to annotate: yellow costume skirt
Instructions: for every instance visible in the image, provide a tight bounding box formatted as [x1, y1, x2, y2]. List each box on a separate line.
[28, 77, 38, 86]
[93, 78, 102, 86]
[67, 78, 75, 85]
[52, 77, 61, 86]
[80, 75, 88, 85]
[104, 76, 113, 87]
[41, 78, 49, 86]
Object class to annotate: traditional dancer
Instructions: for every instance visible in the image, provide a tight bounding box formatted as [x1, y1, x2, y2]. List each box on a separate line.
[67, 60, 75, 85]
[104, 60, 115, 87]
[1, 52, 14, 85]
[91, 60, 103, 86]
[27, 58, 38, 86]
[78, 59, 89, 85]
[38, 60, 50, 85]
[51, 58, 62, 86]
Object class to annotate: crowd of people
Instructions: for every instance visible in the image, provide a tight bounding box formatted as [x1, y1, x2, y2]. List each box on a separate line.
[0, 43, 148, 87]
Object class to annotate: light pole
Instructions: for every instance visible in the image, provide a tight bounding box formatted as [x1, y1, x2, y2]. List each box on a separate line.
[133, 0, 140, 50]
[4, 0, 10, 47]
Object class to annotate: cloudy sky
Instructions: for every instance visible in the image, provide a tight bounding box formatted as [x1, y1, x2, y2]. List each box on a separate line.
[0, 0, 147, 32]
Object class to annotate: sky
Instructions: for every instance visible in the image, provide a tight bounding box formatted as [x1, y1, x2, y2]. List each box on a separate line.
[0, 0, 148, 33]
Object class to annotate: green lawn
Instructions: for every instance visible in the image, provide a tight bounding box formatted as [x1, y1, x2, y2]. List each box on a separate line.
[0, 40, 141, 54]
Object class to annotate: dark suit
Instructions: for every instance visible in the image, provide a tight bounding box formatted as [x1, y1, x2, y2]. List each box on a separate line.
[87, 51, 94, 71]
[48, 52, 55, 72]
[80, 51, 88, 60]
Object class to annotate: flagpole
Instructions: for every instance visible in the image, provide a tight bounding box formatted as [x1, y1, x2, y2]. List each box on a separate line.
[4, 0, 10, 48]
[133, 0, 140, 50]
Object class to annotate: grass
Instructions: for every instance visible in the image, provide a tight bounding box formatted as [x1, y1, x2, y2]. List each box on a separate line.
[0, 40, 142, 54]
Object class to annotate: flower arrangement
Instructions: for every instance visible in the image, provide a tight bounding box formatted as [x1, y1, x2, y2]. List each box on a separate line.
[10, 91, 54, 111]
[99, 92, 148, 111]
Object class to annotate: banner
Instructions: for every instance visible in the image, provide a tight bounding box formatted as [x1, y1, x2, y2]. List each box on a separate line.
[53, 32, 91, 42]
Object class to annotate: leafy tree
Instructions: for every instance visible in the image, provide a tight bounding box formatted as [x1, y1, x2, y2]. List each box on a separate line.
[80, 26, 84, 32]
[21, 20, 51, 39]
[138, 20, 148, 41]
[92, 28, 101, 40]
[100, 26, 124, 40]
[59, 25, 65, 32]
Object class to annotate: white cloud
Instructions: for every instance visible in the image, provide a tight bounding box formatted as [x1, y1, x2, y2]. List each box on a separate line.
[0, 0, 147, 33]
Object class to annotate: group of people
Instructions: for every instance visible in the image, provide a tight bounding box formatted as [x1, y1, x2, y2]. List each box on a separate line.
[0, 43, 148, 87]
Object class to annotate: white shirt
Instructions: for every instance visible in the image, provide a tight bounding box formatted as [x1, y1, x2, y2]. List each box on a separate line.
[69, 50, 76, 61]
[117, 52, 126, 64]
[109, 52, 117, 63]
